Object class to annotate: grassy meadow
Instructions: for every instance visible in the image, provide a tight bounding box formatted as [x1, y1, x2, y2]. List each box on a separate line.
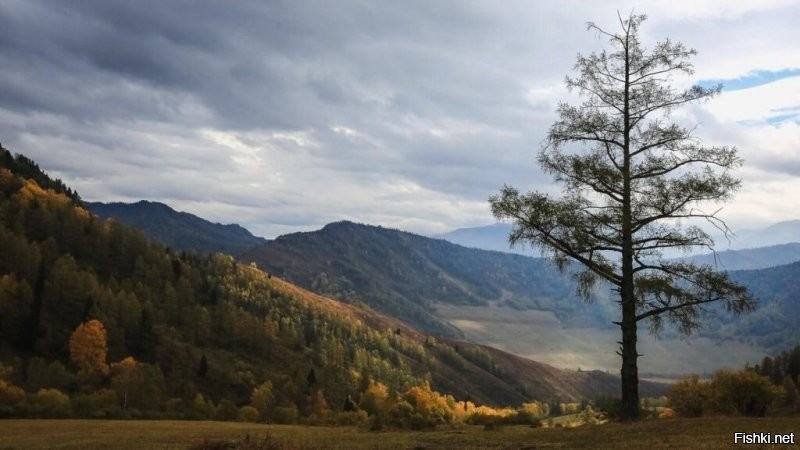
[1, 417, 798, 449]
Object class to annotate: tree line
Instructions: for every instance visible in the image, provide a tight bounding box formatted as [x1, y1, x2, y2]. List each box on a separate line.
[667, 345, 800, 417]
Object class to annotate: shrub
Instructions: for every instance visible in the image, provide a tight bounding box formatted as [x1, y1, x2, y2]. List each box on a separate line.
[190, 393, 216, 420]
[669, 370, 783, 417]
[27, 388, 72, 417]
[593, 395, 621, 420]
[0, 379, 25, 406]
[238, 406, 260, 423]
[401, 385, 455, 426]
[215, 398, 239, 421]
[667, 375, 710, 417]
[71, 388, 120, 418]
[659, 407, 676, 419]
[272, 404, 299, 424]
[708, 369, 783, 417]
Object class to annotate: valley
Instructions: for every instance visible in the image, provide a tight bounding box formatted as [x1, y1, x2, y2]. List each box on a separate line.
[435, 303, 766, 376]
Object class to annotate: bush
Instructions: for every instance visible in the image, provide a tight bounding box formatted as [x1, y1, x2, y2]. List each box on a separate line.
[593, 395, 622, 420]
[669, 370, 783, 417]
[238, 406, 260, 423]
[26, 388, 72, 417]
[71, 389, 120, 418]
[215, 399, 239, 421]
[659, 407, 676, 419]
[667, 375, 710, 417]
[272, 404, 299, 424]
[0, 379, 25, 406]
[190, 393, 216, 420]
[708, 369, 782, 417]
[401, 385, 455, 426]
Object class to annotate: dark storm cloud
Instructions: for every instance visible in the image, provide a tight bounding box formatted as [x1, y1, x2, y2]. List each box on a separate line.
[1, 1, 795, 236]
[0, 0, 531, 130]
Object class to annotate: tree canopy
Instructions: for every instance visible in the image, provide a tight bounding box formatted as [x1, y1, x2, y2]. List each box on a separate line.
[490, 12, 754, 420]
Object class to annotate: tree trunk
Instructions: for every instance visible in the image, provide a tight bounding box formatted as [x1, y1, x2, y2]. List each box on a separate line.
[619, 303, 640, 421]
[618, 21, 640, 422]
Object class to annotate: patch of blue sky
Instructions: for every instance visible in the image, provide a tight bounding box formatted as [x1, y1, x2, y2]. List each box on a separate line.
[733, 107, 800, 126]
[766, 112, 800, 126]
[697, 68, 800, 92]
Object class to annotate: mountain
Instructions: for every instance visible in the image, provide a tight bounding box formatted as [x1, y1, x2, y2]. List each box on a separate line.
[721, 261, 800, 352]
[727, 220, 800, 250]
[86, 200, 266, 255]
[0, 147, 665, 423]
[239, 221, 616, 337]
[432, 223, 533, 255]
[81, 199, 800, 374]
[441, 221, 800, 258]
[239, 220, 800, 375]
[677, 243, 800, 271]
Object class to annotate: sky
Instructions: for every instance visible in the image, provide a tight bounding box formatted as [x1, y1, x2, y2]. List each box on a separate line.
[0, 1, 798, 239]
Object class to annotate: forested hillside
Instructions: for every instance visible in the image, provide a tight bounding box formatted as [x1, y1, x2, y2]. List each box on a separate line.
[722, 263, 800, 352]
[86, 201, 267, 256]
[0, 147, 655, 423]
[240, 222, 616, 336]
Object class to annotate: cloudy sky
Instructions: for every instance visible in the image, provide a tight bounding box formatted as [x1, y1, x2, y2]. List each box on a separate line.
[1, 1, 798, 238]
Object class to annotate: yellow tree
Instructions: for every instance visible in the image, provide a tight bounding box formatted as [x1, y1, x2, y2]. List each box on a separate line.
[249, 380, 274, 421]
[69, 319, 109, 382]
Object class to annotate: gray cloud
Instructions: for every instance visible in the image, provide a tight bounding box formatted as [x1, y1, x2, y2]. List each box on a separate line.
[0, 1, 798, 237]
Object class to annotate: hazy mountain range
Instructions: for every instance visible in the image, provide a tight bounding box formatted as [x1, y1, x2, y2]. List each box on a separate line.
[80, 198, 800, 375]
[431, 223, 534, 256]
[435, 222, 800, 270]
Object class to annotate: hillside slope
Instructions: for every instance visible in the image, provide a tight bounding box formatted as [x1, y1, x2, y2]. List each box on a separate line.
[0, 147, 658, 419]
[239, 221, 800, 372]
[240, 221, 616, 337]
[86, 200, 266, 255]
[720, 261, 800, 352]
[264, 275, 665, 403]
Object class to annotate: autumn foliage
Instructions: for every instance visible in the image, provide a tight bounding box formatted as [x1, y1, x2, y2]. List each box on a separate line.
[69, 320, 110, 381]
[0, 148, 617, 424]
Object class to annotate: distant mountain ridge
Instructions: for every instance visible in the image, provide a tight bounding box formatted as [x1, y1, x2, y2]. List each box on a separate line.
[677, 243, 800, 271]
[431, 223, 531, 255]
[87, 200, 267, 255]
[728, 220, 800, 249]
[437, 222, 800, 269]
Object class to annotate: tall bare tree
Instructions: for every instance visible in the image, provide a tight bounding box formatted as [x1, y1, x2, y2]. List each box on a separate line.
[490, 13, 754, 420]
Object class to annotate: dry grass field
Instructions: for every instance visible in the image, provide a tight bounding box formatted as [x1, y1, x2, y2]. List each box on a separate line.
[0, 417, 798, 449]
